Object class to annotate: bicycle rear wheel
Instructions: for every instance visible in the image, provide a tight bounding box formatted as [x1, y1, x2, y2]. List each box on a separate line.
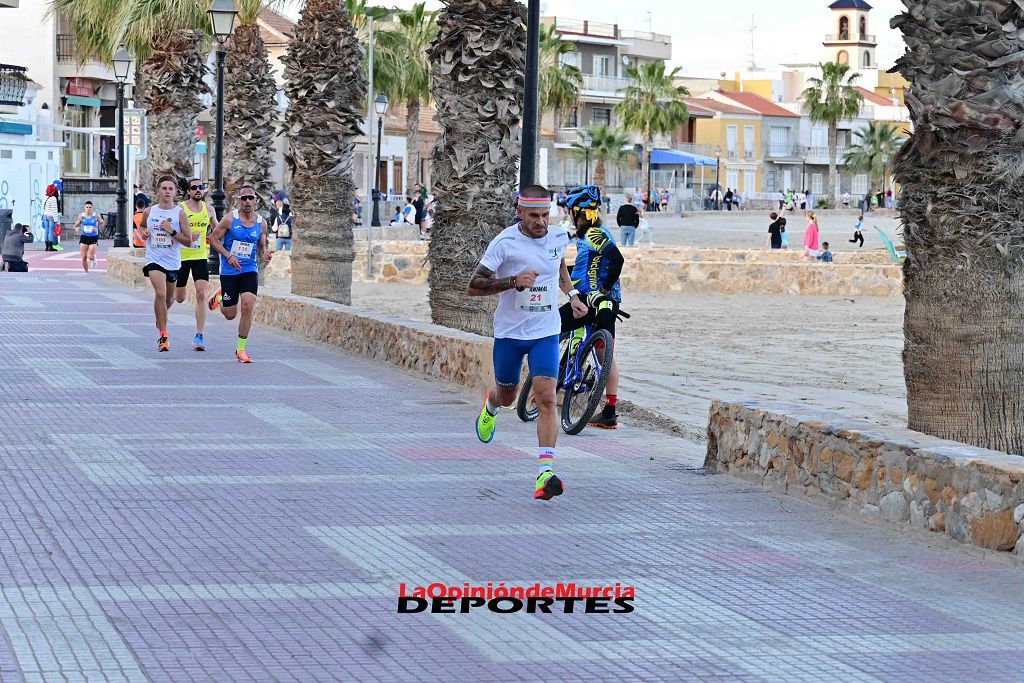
[561, 329, 614, 435]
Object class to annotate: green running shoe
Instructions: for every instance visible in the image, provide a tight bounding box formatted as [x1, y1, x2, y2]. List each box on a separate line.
[476, 393, 497, 443]
[534, 470, 564, 500]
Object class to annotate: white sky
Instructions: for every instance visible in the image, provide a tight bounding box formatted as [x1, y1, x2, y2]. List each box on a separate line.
[282, 0, 907, 75]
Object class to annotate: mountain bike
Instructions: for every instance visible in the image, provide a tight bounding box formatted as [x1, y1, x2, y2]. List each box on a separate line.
[516, 310, 627, 434]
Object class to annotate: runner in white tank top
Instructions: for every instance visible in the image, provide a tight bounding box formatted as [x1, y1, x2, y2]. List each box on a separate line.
[138, 177, 192, 352]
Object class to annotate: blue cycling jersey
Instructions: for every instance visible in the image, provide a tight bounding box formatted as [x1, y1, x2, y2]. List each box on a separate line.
[571, 225, 622, 303]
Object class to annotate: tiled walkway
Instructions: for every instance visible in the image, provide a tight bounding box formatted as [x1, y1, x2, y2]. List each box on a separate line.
[0, 271, 1022, 682]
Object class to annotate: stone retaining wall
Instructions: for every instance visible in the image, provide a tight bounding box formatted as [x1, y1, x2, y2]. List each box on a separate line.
[105, 248, 492, 393]
[705, 399, 1024, 557]
[342, 241, 901, 296]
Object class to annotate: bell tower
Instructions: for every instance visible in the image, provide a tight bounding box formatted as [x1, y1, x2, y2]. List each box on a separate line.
[823, 0, 877, 71]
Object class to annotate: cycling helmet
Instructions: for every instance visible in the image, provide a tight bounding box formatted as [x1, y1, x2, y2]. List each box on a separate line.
[565, 184, 602, 227]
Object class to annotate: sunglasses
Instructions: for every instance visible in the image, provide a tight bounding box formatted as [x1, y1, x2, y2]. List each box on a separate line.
[239, 195, 257, 201]
[190, 184, 205, 191]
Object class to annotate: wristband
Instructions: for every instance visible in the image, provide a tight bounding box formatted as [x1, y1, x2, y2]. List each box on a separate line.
[509, 275, 517, 290]
[568, 288, 580, 299]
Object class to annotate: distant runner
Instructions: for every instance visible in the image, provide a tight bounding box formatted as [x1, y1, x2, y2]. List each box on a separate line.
[74, 201, 105, 273]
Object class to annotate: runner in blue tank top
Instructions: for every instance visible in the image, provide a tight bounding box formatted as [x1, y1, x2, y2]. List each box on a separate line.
[208, 185, 271, 363]
[74, 200, 106, 273]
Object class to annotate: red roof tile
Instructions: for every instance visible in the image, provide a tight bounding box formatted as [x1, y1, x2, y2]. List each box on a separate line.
[687, 97, 756, 116]
[717, 91, 799, 118]
[855, 86, 895, 107]
[258, 7, 294, 45]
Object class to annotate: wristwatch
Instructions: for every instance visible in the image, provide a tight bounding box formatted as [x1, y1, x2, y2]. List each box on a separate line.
[568, 288, 580, 299]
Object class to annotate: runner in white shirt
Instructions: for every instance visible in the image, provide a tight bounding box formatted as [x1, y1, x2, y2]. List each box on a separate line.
[469, 184, 588, 501]
[136, 176, 192, 352]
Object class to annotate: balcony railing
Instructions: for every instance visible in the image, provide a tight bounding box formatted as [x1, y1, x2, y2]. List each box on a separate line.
[56, 34, 75, 62]
[555, 18, 618, 39]
[555, 128, 584, 144]
[0, 64, 28, 106]
[806, 146, 848, 161]
[824, 33, 876, 42]
[619, 29, 671, 44]
[765, 144, 803, 158]
[581, 74, 632, 94]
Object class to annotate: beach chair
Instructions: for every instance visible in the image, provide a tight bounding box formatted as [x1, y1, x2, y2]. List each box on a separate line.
[874, 227, 907, 264]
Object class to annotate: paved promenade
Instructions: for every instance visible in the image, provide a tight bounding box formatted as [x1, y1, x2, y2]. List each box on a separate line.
[1, 271, 1023, 682]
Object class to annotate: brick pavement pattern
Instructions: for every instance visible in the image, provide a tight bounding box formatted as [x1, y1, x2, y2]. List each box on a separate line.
[1, 271, 1024, 682]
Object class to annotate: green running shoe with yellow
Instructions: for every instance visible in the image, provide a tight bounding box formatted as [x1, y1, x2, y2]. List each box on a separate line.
[534, 470, 564, 500]
[476, 392, 497, 443]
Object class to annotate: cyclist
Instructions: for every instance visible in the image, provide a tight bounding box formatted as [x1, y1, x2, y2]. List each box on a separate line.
[559, 184, 625, 429]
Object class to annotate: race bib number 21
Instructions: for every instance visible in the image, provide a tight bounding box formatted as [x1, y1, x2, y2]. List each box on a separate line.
[516, 285, 555, 313]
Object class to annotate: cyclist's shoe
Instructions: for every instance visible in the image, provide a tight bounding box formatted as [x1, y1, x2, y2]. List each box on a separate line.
[588, 406, 618, 429]
[236, 350, 253, 364]
[476, 393, 497, 443]
[534, 471, 564, 500]
[192, 333, 205, 351]
[157, 335, 170, 353]
[208, 289, 222, 312]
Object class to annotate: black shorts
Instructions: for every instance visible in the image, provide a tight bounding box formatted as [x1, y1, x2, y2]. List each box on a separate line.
[559, 298, 618, 337]
[220, 271, 259, 307]
[176, 258, 210, 287]
[142, 263, 178, 282]
[79, 235, 99, 245]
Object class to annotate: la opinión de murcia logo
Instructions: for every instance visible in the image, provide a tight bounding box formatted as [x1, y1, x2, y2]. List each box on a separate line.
[397, 582, 636, 614]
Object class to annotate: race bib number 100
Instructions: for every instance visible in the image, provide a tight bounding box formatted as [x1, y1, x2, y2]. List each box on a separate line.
[153, 232, 172, 247]
[516, 285, 555, 313]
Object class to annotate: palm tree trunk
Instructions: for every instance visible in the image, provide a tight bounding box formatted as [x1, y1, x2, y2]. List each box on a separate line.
[405, 97, 421, 194]
[136, 33, 208, 191]
[827, 123, 838, 206]
[641, 136, 651, 201]
[426, 0, 525, 336]
[282, 0, 366, 305]
[894, 0, 1024, 453]
[593, 159, 606, 189]
[223, 22, 278, 207]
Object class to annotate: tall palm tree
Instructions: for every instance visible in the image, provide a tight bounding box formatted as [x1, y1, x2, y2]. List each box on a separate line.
[282, 0, 366, 304]
[570, 125, 632, 189]
[427, 0, 524, 335]
[893, 1, 1024, 453]
[47, 0, 216, 190]
[802, 62, 863, 205]
[615, 62, 689, 196]
[375, 3, 438, 194]
[539, 23, 581, 122]
[843, 121, 903, 196]
[222, 19, 278, 207]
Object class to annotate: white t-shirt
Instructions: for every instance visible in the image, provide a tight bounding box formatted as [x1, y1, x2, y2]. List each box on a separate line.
[145, 205, 184, 272]
[480, 224, 571, 341]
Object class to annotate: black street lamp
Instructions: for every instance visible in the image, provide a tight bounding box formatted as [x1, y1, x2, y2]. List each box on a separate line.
[581, 130, 592, 184]
[519, 0, 540, 189]
[714, 145, 722, 210]
[207, 0, 238, 275]
[111, 44, 132, 248]
[370, 93, 389, 228]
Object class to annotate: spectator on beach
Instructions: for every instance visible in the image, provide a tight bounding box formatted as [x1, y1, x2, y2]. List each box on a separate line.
[636, 211, 654, 245]
[660, 189, 669, 212]
[842, 191, 851, 208]
[767, 209, 786, 250]
[803, 210, 820, 260]
[616, 199, 640, 247]
[885, 189, 894, 210]
[817, 241, 833, 263]
[849, 213, 864, 248]
[723, 188, 734, 211]
[42, 184, 60, 251]
[780, 217, 789, 249]
[778, 190, 785, 210]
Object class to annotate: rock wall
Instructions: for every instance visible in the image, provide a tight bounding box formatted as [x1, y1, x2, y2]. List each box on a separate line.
[339, 241, 902, 296]
[706, 399, 1024, 556]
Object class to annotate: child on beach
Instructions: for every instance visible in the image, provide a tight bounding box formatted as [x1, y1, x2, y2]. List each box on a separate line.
[849, 214, 864, 247]
[817, 242, 833, 263]
[779, 217, 789, 249]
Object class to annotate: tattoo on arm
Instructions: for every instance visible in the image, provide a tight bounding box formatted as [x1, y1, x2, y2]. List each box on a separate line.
[467, 265, 511, 296]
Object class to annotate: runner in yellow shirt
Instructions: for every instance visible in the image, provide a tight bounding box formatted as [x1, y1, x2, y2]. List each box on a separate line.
[176, 178, 216, 351]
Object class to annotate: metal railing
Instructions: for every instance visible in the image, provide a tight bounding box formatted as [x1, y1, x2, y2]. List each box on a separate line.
[555, 18, 618, 39]
[805, 146, 848, 161]
[765, 144, 803, 158]
[581, 74, 632, 94]
[0, 64, 28, 106]
[825, 33, 875, 42]
[56, 34, 75, 63]
[744, 149, 755, 160]
[555, 128, 584, 144]
[619, 29, 671, 43]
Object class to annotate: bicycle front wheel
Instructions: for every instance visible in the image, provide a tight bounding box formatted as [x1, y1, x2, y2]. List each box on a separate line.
[561, 329, 614, 435]
[515, 375, 539, 422]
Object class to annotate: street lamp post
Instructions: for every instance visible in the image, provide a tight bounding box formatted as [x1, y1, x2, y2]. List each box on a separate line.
[111, 44, 132, 248]
[519, 0, 541, 189]
[714, 145, 721, 210]
[370, 94, 389, 228]
[207, 0, 239, 276]
[582, 130, 592, 184]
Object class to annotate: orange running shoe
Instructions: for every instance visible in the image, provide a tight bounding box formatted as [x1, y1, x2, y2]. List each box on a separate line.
[235, 350, 253, 363]
[208, 289, 222, 311]
[157, 335, 170, 353]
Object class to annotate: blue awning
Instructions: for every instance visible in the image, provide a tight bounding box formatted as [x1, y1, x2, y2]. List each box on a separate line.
[650, 149, 717, 167]
[65, 95, 102, 107]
